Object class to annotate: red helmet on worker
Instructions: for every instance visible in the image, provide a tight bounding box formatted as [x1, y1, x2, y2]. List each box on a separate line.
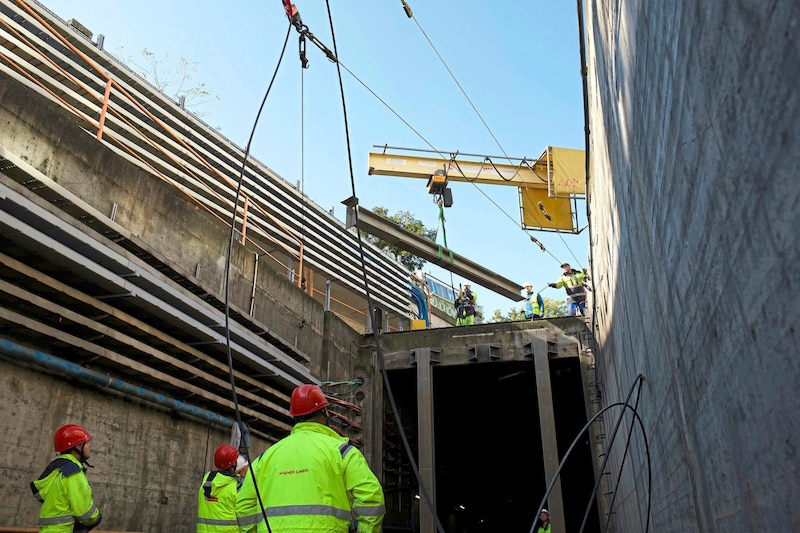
[54, 424, 92, 453]
[290, 384, 329, 417]
[214, 445, 239, 470]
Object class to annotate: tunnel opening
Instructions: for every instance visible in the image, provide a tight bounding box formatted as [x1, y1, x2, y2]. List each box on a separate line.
[383, 356, 599, 532]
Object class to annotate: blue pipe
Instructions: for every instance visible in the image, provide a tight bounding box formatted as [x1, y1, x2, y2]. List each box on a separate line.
[409, 286, 429, 327]
[0, 337, 233, 427]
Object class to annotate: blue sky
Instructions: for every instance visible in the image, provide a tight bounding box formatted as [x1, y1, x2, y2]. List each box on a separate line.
[38, 0, 588, 317]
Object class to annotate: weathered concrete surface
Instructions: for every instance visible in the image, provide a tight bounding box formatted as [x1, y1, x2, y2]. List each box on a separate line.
[1, 357, 240, 531]
[587, 1, 800, 530]
[376, 317, 589, 368]
[0, 68, 379, 532]
[0, 76, 326, 368]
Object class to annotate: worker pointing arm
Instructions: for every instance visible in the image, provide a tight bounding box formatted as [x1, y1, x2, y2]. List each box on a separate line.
[548, 263, 588, 316]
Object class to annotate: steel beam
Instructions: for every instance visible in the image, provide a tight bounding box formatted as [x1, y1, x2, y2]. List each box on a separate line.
[354, 206, 524, 301]
[368, 151, 550, 187]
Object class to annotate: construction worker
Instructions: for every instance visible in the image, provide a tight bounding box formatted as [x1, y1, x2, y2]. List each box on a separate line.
[197, 444, 245, 533]
[548, 263, 589, 316]
[31, 424, 102, 533]
[523, 282, 545, 320]
[535, 508, 551, 532]
[236, 384, 385, 533]
[455, 283, 477, 325]
[235, 455, 250, 478]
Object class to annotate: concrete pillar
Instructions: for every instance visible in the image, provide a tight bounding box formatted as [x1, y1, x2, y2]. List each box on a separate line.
[530, 330, 566, 533]
[414, 347, 437, 532]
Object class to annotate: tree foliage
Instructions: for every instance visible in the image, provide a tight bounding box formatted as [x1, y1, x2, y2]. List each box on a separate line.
[117, 47, 218, 115]
[489, 296, 568, 322]
[361, 207, 435, 271]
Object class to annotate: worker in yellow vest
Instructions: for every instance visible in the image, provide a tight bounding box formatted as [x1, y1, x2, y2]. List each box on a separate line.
[237, 384, 385, 532]
[197, 444, 246, 533]
[30, 424, 102, 533]
[535, 508, 551, 532]
[548, 263, 589, 316]
[455, 283, 477, 325]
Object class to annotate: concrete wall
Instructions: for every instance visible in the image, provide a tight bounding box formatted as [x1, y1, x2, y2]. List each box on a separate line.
[586, 1, 800, 531]
[1, 357, 246, 531]
[0, 71, 378, 531]
[0, 77, 326, 364]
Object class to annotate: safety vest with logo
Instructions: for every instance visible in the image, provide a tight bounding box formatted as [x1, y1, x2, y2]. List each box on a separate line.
[236, 422, 385, 533]
[30, 454, 102, 533]
[197, 470, 242, 533]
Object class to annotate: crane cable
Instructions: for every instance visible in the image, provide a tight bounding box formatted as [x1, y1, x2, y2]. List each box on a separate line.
[335, 58, 581, 272]
[263, 2, 450, 531]
[434, 202, 454, 264]
[433, 202, 459, 304]
[221, 21, 297, 533]
[321, 2, 447, 530]
[401, 0, 585, 270]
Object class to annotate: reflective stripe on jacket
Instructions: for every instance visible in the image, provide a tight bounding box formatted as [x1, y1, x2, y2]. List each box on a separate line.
[237, 422, 385, 533]
[31, 454, 101, 533]
[554, 269, 586, 298]
[197, 470, 242, 533]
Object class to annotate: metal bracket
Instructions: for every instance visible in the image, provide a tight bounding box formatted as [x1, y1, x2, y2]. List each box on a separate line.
[410, 347, 441, 365]
[467, 343, 502, 362]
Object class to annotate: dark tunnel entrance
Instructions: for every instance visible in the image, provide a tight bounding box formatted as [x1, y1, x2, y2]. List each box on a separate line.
[383, 357, 600, 533]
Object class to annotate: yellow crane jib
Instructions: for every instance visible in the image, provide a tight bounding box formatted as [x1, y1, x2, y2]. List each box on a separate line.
[368, 147, 586, 233]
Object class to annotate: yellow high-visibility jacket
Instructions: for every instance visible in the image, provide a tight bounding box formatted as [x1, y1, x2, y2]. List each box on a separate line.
[197, 470, 242, 533]
[237, 422, 385, 533]
[553, 269, 587, 298]
[30, 454, 102, 533]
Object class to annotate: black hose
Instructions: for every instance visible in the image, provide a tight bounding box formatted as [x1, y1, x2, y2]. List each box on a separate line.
[527, 375, 652, 533]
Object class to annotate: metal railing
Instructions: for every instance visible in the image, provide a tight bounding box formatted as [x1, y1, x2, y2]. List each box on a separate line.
[0, 0, 304, 285]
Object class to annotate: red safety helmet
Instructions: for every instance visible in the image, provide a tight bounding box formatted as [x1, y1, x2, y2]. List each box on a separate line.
[54, 424, 92, 453]
[289, 384, 329, 417]
[214, 445, 239, 470]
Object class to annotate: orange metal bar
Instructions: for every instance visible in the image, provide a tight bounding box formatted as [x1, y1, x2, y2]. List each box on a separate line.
[311, 287, 366, 317]
[5, 0, 306, 287]
[97, 77, 112, 141]
[240, 196, 250, 245]
[0, 49, 98, 126]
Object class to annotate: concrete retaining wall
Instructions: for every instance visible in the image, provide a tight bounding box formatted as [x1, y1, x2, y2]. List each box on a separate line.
[1, 357, 241, 531]
[587, 1, 800, 530]
[0, 66, 375, 532]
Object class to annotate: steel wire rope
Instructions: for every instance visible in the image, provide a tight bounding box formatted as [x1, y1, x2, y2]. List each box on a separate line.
[528, 374, 652, 533]
[338, 59, 576, 277]
[405, 4, 513, 166]
[220, 23, 296, 533]
[344, 5, 589, 318]
[299, 50, 308, 322]
[266, 10, 446, 525]
[402, 1, 587, 273]
[320, 2, 447, 531]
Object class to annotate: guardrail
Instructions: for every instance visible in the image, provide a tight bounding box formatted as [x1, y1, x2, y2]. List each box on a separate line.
[1, 0, 304, 286]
